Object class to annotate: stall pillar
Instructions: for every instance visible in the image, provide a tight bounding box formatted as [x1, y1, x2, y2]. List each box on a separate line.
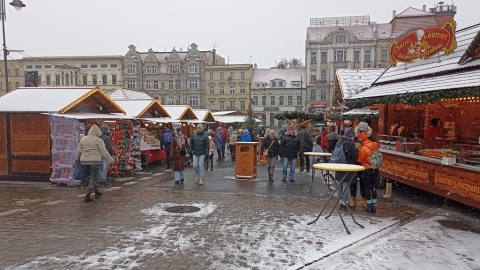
[235, 142, 258, 180]
[258, 137, 266, 164]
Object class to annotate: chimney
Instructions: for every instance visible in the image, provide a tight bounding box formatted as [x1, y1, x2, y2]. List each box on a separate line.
[254, 63, 257, 69]
[423, 5, 426, 12]
[393, 10, 396, 18]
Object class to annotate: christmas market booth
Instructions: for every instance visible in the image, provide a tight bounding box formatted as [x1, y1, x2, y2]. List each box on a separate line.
[346, 22, 480, 209]
[0, 87, 128, 183]
[191, 109, 216, 130]
[157, 105, 199, 136]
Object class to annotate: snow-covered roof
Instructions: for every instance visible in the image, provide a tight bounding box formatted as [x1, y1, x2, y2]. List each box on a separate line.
[211, 111, 238, 116]
[0, 87, 125, 114]
[114, 100, 170, 118]
[336, 69, 386, 99]
[48, 113, 134, 120]
[109, 89, 152, 100]
[213, 115, 262, 124]
[375, 24, 480, 85]
[137, 51, 215, 73]
[251, 68, 305, 89]
[162, 105, 198, 120]
[191, 109, 215, 122]
[395, 7, 433, 18]
[342, 108, 378, 115]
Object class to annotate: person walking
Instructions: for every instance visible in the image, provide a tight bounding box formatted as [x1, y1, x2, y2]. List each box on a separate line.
[240, 129, 252, 142]
[77, 124, 113, 203]
[98, 125, 113, 186]
[228, 130, 238, 161]
[297, 125, 313, 173]
[214, 127, 225, 161]
[330, 127, 359, 210]
[326, 127, 339, 153]
[162, 127, 174, 169]
[172, 128, 189, 184]
[205, 136, 214, 171]
[189, 124, 209, 185]
[261, 130, 280, 182]
[320, 128, 330, 153]
[280, 126, 301, 182]
[357, 126, 381, 213]
[218, 123, 228, 159]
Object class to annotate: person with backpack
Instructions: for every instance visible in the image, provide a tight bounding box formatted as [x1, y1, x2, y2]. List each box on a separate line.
[329, 127, 358, 211]
[350, 121, 373, 209]
[357, 126, 382, 213]
[162, 128, 174, 169]
[297, 125, 313, 173]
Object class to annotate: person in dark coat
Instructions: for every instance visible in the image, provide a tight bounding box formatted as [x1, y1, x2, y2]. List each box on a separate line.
[297, 125, 313, 173]
[248, 127, 257, 142]
[189, 124, 209, 185]
[214, 127, 225, 161]
[261, 130, 280, 182]
[334, 127, 359, 211]
[280, 126, 301, 182]
[172, 128, 189, 184]
[98, 125, 113, 186]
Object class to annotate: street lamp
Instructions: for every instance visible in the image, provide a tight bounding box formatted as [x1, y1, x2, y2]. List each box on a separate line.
[2, 0, 25, 93]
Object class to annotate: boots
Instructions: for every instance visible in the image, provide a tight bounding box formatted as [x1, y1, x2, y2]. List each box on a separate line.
[94, 190, 103, 198]
[198, 178, 203, 185]
[84, 195, 93, 203]
[371, 204, 377, 213]
[269, 174, 274, 182]
[361, 198, 367, 208]
[349, 197, 356, 207]
[195, 174, 199, 182]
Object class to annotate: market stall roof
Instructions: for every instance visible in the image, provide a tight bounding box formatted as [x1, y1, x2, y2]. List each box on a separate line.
[47, 113, 134, 120]
[191, 109, 215, 122]
[140, 117, 175, 123]
[109, 89, 152, 100]
[211, 111, 244, 116]
[0, 87, 125, 114]
[336, 69, 386, 100]
[114, 99, 170, 118]
[342, 107, 378, 115]
[162, 105, 198, 120]
[213, 115, 262, 124]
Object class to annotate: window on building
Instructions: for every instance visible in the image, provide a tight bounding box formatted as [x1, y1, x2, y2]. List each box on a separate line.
[240, 85, 246, 94]
[253, 96, 258, 105]
[189, 79, 198, 90]
[102, 75, 107, 84]
[320, 89, 327, 101]
[209, 85, 214, 94]
[220, 85, 225, 94]
[26, 65, 32, 69]
[219, 72, 224, 80]
[271, 81, 276, 87]
[82, 75, 87, 85]
[279, 81, 284, 87]
[365, 50, 371, 62]
[240, 100, 246, 110]
[230, 72, 234, 80]
[146, 65, 157, 74]
[381, 49, 388, 61]
[127, 65, 136, 74]
[35, 65, 42, 69]
[65, 74, 70, 85]
[279, 96, 284, 105]
[311, 51, 317, 63]
[230, 86, 235, 94]
[229, 100, 235, 109]
[297, 96, 302, 105]
[334, 50, 346, 62]
[321, 52, 327, 63]
[112, 75, 117, 85]
[270, 96, 275, 105]
[101, 64, 107, 68]
[288, 96, 293, 105]
[15, 69, 19, 76]
[336, 35, 346, 43]
[81, 65, 87, 68]
[320, 69, 327, 81]
[209, 72, 213, 80]
[146, 80, 151, 89]
[45, 65, 51, 68]
[189, 64, 198, 73]
[168, 80, 174, 90]
[111, 64, 117, 68]
[15, 82, 19, 89]
[168, 97, 175, 105]
[189, 96, 199, 106]
[354, 50, 360, 62]
[127, 80, 135, 89]
[91, 64, 97, 68]
[169, 66, 177, 74]
[46, 75, 51, 85]
[220, 101, 225, 110]
[92, 75, 97, 85]
[153, 80, 158, 89]
[209, 100, 215, 110]
[310, 71, 316, 82]
[310, 89, 316, 100]
[262, 96, 267, 106]
[175, 80, 181, 89]
[240, 71, 245, 80]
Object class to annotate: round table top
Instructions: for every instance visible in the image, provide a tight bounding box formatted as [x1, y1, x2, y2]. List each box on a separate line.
[313, 163, 365, 172]
[303, 152, 332, 157]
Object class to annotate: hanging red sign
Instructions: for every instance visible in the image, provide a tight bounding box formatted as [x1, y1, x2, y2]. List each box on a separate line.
[436, 99, 469, 109]
[389, 19, 457, 67]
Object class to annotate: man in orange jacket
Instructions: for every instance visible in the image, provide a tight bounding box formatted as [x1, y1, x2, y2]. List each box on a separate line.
[357, 129, 380, 213]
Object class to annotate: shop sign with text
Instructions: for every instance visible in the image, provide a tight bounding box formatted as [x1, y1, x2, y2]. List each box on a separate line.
[389, 20, 457, 67]
[433, 172, 480, 201]
[381, 159, 429, 184]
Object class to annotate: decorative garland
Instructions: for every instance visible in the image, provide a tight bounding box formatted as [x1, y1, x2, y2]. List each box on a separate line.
[345, 87, 480, 109]
[327, 113, 379, 121]
[274, 111, 324, 122]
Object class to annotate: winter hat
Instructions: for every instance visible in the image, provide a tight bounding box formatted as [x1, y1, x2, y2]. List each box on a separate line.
[355, 124, 373, 137]
[357, 122, 369, 132]
[287, 126, 294, 130]
[268, 129, 275, 135]
[100, 125, 110, 134]
[344, 127, 355, 138]
[238, 129, 243, 134]
[208, 136, 212, 140]
[358, 131, 368, 141]
[196, 124, 204, 129]
[244, 129, 249, 133]
[217, 127, 222, 131]
[176, 127, 183, 133]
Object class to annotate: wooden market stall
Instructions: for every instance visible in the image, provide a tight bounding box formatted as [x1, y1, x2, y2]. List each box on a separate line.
[0, 87, 126, 182]
[161, 105, 199, 136]
[345, 22, 480, 209]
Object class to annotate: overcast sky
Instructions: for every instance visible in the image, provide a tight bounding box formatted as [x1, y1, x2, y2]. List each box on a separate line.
[5, 0, 478, 68]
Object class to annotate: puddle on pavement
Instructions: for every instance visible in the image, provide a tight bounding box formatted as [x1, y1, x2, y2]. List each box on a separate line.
[437, 219, 480, 234]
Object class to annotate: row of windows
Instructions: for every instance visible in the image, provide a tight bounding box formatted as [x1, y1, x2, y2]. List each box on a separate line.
[250, 89, 328, 105]
[310, 49, 388, 63]
[25, 64, 118, 69]
[127, 79, 199, 90]
[208, 71, 246, 81]
[163, 96, 200, 106]
[310, 70, 327, 82]
[209, 100, 247, 110]
[208, 85, 247, 94]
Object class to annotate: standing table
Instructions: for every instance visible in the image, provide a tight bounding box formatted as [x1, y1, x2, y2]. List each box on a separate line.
[308, 163, 365, 234]
[303, 152, 332, 194]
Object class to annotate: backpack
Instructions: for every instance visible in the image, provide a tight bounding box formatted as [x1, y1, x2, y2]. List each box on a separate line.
[366, 145, 383, 169]
[164, 132, 173, 144]
[329, 140, 347, 164]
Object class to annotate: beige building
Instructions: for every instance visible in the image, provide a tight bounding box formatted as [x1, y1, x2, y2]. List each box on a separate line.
[123, 43, 224, 108]
[305, 3, 457, 110]
[0, 60, 26, 95]
[21, 56, 124, 92]
[204, 64, 253, 113]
